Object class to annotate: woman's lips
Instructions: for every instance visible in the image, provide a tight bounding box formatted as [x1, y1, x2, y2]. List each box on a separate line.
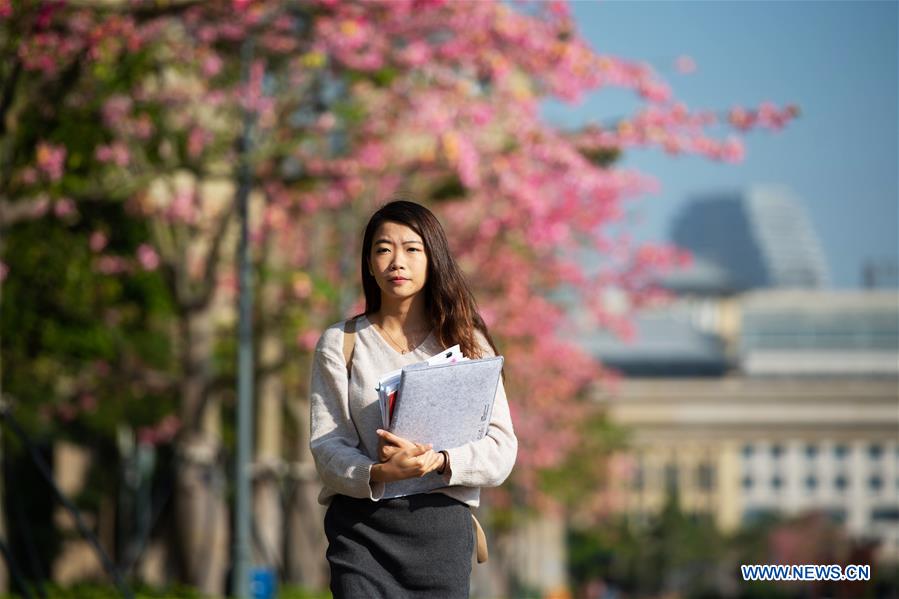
[389, 278, 408, 284]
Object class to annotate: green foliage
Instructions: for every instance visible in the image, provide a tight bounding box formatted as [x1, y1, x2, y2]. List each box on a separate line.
[579, 146, 621, 168]
[538, 411, 629, 509]
[1, 202, 176, 443]
[277, 586, 333, 599]
[568, 494, 729, 598]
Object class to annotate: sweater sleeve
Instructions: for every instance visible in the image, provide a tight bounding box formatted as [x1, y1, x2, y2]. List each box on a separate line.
[308, 330, 385, 501]
[443, 334, 518, 488]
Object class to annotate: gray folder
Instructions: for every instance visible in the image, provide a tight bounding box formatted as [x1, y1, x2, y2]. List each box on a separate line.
[382, 355, 504, 499]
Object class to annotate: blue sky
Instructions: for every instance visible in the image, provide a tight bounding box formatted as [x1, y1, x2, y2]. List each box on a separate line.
[542, 1, 898, 289]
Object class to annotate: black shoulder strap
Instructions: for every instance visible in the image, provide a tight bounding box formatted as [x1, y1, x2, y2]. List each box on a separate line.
[342, 317, 357, 379]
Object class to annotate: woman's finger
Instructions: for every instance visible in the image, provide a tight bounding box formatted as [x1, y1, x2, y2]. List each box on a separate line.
[376, 429, 413, 447]
[379, 445, 398, 461]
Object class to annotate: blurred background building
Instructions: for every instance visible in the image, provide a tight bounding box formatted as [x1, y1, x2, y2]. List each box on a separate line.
[670, 185, 832, 291]
[581, 184, 899, 565]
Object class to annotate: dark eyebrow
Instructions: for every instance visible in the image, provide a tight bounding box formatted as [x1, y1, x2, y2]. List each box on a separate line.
[373, 238, 423, 245]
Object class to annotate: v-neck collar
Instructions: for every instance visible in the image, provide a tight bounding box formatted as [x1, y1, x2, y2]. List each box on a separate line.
[361, 314, 435, 357]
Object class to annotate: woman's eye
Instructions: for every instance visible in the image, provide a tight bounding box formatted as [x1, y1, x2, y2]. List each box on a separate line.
[376, 248, 389, 254]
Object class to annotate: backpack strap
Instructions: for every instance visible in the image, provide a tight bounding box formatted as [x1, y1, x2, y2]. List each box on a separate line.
[342, 317, 357, 379]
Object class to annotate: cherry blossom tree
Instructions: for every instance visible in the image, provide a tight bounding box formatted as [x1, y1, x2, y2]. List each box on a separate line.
[0, 0, 796, 592]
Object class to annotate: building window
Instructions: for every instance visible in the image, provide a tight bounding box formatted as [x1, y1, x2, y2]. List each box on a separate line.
[771, 444, 784, 459]
[665, 464, 679, 493]
[742, 476, 753, 490]
[697, 463, 715, 491]
[868, 444, 883, 460]
[805, 444, 818, 459]
[834, 444, 849, 460]
[771, 475, 783, 490]
[742, 444, 754, 458]
[835, 475, 848, 491]
[826, 509, 847, 524]
[805, 475, 818, 491]
[869, 475, 883, 491]
[872, 507, 899, 522]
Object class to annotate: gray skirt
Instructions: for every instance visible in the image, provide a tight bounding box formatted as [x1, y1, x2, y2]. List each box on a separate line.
[324, 493, 474, 598]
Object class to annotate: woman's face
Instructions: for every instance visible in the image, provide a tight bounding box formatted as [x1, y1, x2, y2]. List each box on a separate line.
[369, 220, 428, 303]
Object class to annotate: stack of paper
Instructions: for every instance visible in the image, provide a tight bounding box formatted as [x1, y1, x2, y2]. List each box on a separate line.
[374, 350, 505, 499]
[375, 345, 466, 429]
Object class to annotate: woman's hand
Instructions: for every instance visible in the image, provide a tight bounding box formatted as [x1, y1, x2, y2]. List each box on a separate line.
[371, 429, 444, 482]
[376, 429, 423, 462]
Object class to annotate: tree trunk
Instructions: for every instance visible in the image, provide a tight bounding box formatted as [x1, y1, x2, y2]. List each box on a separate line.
[173, 307, 229, 595]
[174, 430, 228, 596]
[284, 393, 328, 591]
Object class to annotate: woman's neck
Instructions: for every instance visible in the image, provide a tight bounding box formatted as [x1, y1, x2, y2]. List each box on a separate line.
[374, 296, 429, 334]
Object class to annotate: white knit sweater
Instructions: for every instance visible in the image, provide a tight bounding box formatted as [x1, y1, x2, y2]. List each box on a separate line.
[309, 315, 518, 507]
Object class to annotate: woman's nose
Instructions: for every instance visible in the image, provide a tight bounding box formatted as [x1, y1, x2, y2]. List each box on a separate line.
[389, 256, 405, 270]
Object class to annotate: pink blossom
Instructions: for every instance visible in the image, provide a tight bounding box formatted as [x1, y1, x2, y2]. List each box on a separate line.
[36, 142, 66, 181]
[53, 198, 76, 218]
[101, 95, 133, 129]
[154, 414, 181, 444]
[241, 59, 268, 112]
[136, 244, 160, 271]
[88, 231, 109, 252]
[202, 53, 224, 77]
[95, 142, 130, 167]
[97, 255, 129, 275]
[398, 41, 431, 67]
[78, 393, 98, 413]
[36, 1, 64, 29]
[297, 330, 321, 351]
[675, 54, 696, 74]
[469, 104, 493, 126]
[166, 189, 197, 223]
[30, 196, 51, 218]
[719, 136, 745, 163]
[0, 0, 11, 18]
[356, 142, 386, 170]
[547, 0, 570, 17]
[134, 113, 155, 139]
[20, 167, 38, 185]
[315, 112, 336, 131]
[757, 101, 779, 128]
[187, 127, 212, 159]
[728, 106, 753, 130]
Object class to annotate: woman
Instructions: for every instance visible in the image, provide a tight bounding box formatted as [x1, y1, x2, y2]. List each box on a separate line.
[309, 200, 518, 598]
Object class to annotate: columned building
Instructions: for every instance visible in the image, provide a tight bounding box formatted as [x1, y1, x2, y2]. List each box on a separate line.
[586, 290, 899, 561]
[596, 377, 899, 559]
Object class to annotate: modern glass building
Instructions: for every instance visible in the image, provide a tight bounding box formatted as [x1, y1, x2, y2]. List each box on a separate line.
[669, 185, 831, 291]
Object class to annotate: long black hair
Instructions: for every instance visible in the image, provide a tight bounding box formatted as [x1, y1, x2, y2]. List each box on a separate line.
[358, 200, 498, 359]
